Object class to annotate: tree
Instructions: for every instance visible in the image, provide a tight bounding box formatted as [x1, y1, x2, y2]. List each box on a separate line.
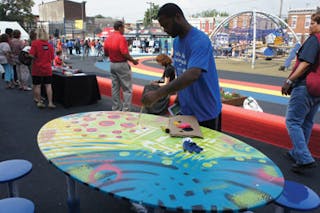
[0, 0, 35, 28]
[95, 14, 105, 18]
[143, 3, 160, 27]
[192, 9, 229, 18]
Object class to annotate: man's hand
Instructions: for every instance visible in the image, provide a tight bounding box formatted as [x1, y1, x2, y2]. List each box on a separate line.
[132, 59, 139, 65]
[281, 80, 292, 96]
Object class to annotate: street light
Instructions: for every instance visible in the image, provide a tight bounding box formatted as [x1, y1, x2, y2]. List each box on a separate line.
[81, 1, 86, 39]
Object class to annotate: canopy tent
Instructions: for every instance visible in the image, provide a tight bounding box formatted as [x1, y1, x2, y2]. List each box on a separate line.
[97, 27, 114, 38]
[0, 21, 29, 40]
[210, 11, 298, 68]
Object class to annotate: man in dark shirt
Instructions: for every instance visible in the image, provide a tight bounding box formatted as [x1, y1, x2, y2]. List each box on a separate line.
[281, 12, 320, 173]
[104, 21, 139, 111]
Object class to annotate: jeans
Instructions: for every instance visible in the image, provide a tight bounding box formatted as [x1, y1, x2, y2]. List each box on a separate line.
[286, 85, 320, 164]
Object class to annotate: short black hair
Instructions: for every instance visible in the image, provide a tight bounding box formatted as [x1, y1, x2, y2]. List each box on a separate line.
[5, 28, 13, 36]
[113, 21, 124, 30]
[157, 3, 184, 19]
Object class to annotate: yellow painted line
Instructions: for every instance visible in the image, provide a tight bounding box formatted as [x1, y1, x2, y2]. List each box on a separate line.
[130, 56, 284, 97]
[132, 67, 162, 77]
[220, 82, 283, 97]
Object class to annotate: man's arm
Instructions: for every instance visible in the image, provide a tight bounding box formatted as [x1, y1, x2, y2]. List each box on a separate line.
[122, 53, 139, 65]
[281, 61, 310, 95]
[142, 68, 202, 106]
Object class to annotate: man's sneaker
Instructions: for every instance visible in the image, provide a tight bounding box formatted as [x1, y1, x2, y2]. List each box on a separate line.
[131, 202, 148, 213]
[283, 151, 295, 163]
[291, 162, 316, 173]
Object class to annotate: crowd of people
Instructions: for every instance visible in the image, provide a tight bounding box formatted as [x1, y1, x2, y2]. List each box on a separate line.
[0, 28, 32, 90]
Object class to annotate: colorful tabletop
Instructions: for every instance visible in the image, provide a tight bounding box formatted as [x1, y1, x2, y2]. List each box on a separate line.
[37, 111, 284, 212]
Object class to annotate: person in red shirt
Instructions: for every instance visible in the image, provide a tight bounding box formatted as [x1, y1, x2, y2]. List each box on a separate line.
[104, 20, 139, 111]
[54, 50, 66, 67]
[29, 28, 55, 109]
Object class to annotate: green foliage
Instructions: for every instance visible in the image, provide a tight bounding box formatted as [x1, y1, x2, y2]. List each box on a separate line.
[0, 0, 34, 27]
[192, 9, 229, 18]
[143, 3, 160, 27]
[95, 14, 105, 18]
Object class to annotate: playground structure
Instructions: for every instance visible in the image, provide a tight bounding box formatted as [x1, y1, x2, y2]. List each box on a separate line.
[210, 11, 299, 68]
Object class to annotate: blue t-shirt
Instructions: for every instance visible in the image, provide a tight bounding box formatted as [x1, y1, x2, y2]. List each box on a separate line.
[298, 35, 319, 65]
[296, 35, 320, 81]
[173, 27, 222, 122]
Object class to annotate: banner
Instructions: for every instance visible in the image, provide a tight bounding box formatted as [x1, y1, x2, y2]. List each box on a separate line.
[75, 20, 83, 29]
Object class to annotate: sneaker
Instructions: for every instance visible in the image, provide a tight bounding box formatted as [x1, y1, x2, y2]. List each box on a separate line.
[131, 202, 148, 213]
[48, 104, 56, 109]
[283, 151, 295, 163]
[23, 87, 32, 91]
[37, 102, 46, 108]
[291, 162, 316, 173]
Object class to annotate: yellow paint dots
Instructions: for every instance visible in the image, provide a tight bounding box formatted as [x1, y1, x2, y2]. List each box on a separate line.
[119, 152, 130, 157]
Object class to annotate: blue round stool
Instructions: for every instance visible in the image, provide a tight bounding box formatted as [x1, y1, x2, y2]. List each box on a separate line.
[0, 159, 32, 197]
[0, 197, 34, 213]
[274, 180, 320, 213]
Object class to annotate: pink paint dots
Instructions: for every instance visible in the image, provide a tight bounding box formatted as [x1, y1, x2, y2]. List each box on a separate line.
[120, 123, 135, 128]
[99, 121, 115, 126]
[74, 128, 82, 132]
[83, 117, 96, 121]
[81, 124, 89, 127]
[41, 129, 56, 141]
[116, 135, 122, 139]
[108, 115, 120, 119]
[99, 134, 107, 138]
[87, 128, 97, 132]
[112, 130, 122, 134]
[126, 116, 137, 121]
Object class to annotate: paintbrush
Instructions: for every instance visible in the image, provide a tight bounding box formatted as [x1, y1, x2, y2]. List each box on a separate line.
[137, 106, 144, 126]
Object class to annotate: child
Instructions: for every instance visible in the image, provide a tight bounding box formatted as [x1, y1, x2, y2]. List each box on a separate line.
[54, 50, 66, 67]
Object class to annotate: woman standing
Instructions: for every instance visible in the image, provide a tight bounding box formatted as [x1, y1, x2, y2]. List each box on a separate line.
[0, 33, 15, 88]
[10, 29, 31, 90]
[29, 28, 55, 108]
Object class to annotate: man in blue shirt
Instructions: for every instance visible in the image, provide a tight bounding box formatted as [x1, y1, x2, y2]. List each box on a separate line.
[142, 3, 222, 130]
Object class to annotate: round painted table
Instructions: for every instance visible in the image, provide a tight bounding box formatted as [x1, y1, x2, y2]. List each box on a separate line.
[37, 111, 284, 212]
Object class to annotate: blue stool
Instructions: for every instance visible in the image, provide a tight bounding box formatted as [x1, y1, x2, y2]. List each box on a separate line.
[0, 197, 34, 213]
[0, 159, 32, 197]
[274, 180, 320, 213]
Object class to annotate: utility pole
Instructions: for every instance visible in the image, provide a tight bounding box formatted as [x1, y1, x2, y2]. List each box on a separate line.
[279, 0, 283, 18]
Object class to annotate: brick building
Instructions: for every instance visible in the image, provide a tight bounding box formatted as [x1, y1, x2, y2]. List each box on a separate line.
[38, 0, 86, 38]
[287, 7, 320, 43]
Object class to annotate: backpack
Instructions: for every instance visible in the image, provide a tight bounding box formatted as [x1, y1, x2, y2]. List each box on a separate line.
[18, 51, 32, 66]
[142, 84, 169, 115]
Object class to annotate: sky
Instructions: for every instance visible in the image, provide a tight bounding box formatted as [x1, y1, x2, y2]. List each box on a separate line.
[32, 0, 318, 22]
